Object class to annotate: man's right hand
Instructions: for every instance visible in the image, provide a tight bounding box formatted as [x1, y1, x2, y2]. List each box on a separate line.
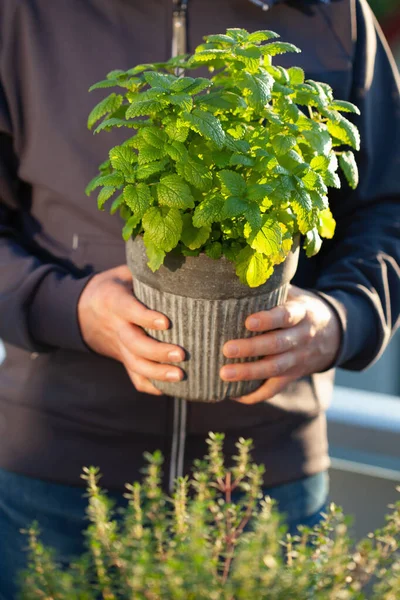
[77, 265, 185, 396]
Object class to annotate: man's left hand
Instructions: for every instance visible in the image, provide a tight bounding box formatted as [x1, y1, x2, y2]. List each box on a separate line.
[220, 285, 341, 405]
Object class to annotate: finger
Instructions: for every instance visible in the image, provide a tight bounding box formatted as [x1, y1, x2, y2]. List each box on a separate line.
[233, 375, 295, 405]
[121, 348, 184, 383]
[129, 371, 163, 396]
[118, 325, 185, 363]
[223, 323, 307, 359]
[220, 351, 298, 382]
[113, 292, 170, 331]
[245, 300, 306, 333]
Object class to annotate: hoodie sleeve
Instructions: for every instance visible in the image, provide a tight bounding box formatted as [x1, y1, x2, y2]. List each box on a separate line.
[0, 85, 92, 353]
[314, 0, 400, 371]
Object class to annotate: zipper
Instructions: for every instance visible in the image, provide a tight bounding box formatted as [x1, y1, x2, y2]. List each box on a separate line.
[169, 0, 188, 494]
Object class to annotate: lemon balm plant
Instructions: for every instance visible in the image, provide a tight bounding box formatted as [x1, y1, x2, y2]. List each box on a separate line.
[86, 28, 360, 401]
[19, 434, 400, 600]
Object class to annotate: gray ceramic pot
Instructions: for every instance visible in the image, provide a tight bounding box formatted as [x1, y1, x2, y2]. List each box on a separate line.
[126, 236, 299, 403]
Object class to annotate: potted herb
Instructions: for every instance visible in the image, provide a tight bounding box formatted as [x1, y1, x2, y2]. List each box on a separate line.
[19, 433, 400, 599]
[86, 28, 360, 402]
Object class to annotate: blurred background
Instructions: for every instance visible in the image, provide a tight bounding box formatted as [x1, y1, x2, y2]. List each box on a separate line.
[328, 0, 400, 540]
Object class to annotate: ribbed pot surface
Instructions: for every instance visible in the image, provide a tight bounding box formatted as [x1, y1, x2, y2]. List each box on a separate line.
[126, 236, 299, 403]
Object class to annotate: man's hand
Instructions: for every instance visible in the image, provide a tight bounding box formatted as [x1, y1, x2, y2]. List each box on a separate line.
[78, 265, 185, 395]
[220, 286, 341, 405]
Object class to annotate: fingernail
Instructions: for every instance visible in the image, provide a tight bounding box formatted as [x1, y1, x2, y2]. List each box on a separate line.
[247, 317, 260, 330]
[166, 370, 181, 382]
[225, 344, 239, 357]
[154, 318, 167, 329]
[222, 367, 236, 380]
[168, 350, 183, 362]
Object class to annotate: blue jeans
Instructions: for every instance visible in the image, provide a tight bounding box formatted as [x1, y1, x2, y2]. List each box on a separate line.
[0, 468, 328, 600]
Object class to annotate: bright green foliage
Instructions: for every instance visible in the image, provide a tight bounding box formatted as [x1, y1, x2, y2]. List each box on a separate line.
[87, 28, 361, 286]
[19, 433, 400, 599]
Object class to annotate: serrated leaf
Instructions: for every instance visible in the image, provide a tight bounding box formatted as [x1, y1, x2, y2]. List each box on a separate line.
[339, 151, 359, 189]
[229, 153, 254, 167]
[318, 208, 336, 239]
[304, 228, 322, 257]
[97, 186, 116, 209]
[197, 91, 246, 111]
[262, 42, 301, 56]
[86, 171, 124, 195]
[224, 135, 251, 154]
[193, 195, 224, 227]
[168, 93, 193, 112]
[184, 78, 212, 95]
[122, 215, 141, 242]
[245, 202, 262, 232]
[166, 140, 188, 162]
[310, 191, 329, 211]
[137, 143, 167, 165]
[247, 30, 280, 43]
[126, 98, 164, 118]
[218, 170, 247, 197]
[109, 146, 136, 177]
[204, 33, 237, 44]
[94, 118, 140, 134]
[327, 114, 360, 151]
[329, 100, 360, 115]
[291, 188, 314, 234]
[88, 93, 124, 129]
[142, 206, 182, 252]
[143, 71, 176, 90]
[239, 72, 273, 111]
[310, 155, 330, 173]
[247, 216, 282, 256]
[141, 126, 168, 149]
[221, 196, 249, 219]
[143, 233, 166, 271]
[110, 194, 124, 215]
[136, 159, 169, 181]
[157, 175, 194, 209]
[164, 118, 190, 142]
[124, 183, 152, 217]
[247, 184, 272, 202]
[271, 134, 297, 156]
[302, 127, 332, 156]
[176, 157, 213, 191]
[190, 48, 231, 63]
[235, 246, 273, 288]
[205, 242, 223, 259]
[288, 66, 305, 85]
[180, 214, 211, 250]
[106, 69, 126, 80]
[182, 109, 225, 149]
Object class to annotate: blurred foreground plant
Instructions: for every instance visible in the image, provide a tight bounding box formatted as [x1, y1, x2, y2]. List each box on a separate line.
[19, 433, 400, 599]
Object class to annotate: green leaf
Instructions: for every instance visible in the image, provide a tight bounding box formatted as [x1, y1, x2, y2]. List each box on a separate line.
[182, 109, 225, 149]
[218, 170, 246, 197]
[287, 66, 305, 85]
[291, 188, 314, 234]
[86, 171, 124, 195]
[301, 127, 332, 156]
[180, 214, 211, 250]
[229, 153, 254, 167]
[246, 216, 282, 256]
[142, 206, 182, 252]
[204, 33, 237, 45]
[157, 175, 195, 209]
[304, 228, 322, 257]
[109, 146, 136, 177]
[165, 140, 188, 162]
[327, 113, 360, 151]
[239, 72, 273, 111]
[110, 194, 124, 215]
[318, 208, 336, 239]
[122, 215, 141, 241]
[168, 93, 193, 112]
[124, 183, 152, 218]
[247, 30, 280, 43]
[329, 100, 360, 115]
[193, 195, 224, 227]
[205, 241, 223, 260]
[196, 91, 246, 111]
[94, 117, 140, 134]
[143, 71, 176, 90]
[136, 159, 169, 181]
[339, 151, 359, 189]
[235, 246, 273, 287]
[221, 196, 249, 219]
[310, 155, 330, 173]
[143, 232, 166, 271]
[126, 98, 164, 118]
[183, 78, 212, 95]
[176, 157, 213, 191]
[87, 93, 123, 129]
[245, 202, 262, 232]
[97, 186, 116, 210]
[137, 143, 167, 165]
[247, 184, 272, 202]
[261, 42, 301, 56]
[164, 118, 190, 142]
[141, 126, 168, 149]
[271, 134, 297, 156]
